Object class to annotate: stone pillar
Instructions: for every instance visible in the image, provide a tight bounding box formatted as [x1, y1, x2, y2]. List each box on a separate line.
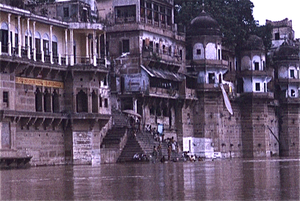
[65, 29, 68, 65]
[18, 16, 21, 57]
[98, 34, 101, 59]
[27, 18, 30, 59]
[85, 33, 89, 63]
[8, 14, 11, 56]
[33, 21, 36, 61]
[70, 29, 74, 66]
[93, 31, 96, 66]
[50, 25, 53, 64]
[104, 32, 107, 67]
[88, 89, 92, 113]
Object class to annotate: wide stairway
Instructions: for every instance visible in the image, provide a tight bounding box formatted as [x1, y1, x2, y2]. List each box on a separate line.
[117, 130, 169, 162]
[100, 127, 127, 149]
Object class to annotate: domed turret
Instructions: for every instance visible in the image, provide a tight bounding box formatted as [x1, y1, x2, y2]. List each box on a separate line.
[274, 42, 299, 60]
[188, 11, 221, 36]
[243, 35, 264, 51]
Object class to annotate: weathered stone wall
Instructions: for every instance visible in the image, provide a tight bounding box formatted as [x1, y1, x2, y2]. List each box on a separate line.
[220, 100, 242, 158]
[240, 97, 274, 158]
[280, 103, 300, 156]
[15, 125, 66, 166]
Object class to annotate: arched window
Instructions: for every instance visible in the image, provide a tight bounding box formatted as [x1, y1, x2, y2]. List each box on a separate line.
[52, 35, 58, 63]
[92, 90, 98, 113]
[35, 88, 43, 112]
[35, 31, 41, 61]
[76, 90, 88, 113]
[1, 22, 9, 53]
[52, 89, 60, 113]
[43, 33, 50, 62]
[44, 88, 51, 112]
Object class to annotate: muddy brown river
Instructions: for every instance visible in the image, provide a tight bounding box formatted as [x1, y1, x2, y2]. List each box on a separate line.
[1, 158, 299, 200]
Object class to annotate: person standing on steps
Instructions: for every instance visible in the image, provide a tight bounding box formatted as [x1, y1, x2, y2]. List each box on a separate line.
[152, 146, 158, 162]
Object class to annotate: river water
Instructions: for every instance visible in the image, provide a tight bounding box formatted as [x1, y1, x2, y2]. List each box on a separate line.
[1, 157, 299, 200]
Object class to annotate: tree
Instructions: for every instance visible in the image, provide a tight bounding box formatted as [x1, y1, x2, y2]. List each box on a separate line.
[174, 0, 271, 52]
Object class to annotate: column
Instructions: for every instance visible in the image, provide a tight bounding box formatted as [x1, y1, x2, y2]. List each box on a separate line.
[8, 14, 11, 56]
[98, 34, 101, 59]
[41, 33, 44, 63]
[18, 16, 21, 57]
[104, 31, 107, 67]
[27, 18, 30, 59]
[33, 21, 36, 61]
[50, 25, 53, 64]
[70, 29, 74, 66]
[86, 33, 89, 64]
[93, 31, 96, 66]
[88, 89, 92, 113]
[133, 98, 138, 113]
[65, 29, 68, 65]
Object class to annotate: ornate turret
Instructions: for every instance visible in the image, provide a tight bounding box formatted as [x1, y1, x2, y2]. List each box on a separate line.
[188, 11, 221, 36]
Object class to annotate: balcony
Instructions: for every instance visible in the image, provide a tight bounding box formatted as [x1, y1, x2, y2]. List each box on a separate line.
[277, 78, 300, 84]
[0, 45, 106, 69]
[196, 83, 222, 92]
[142, 48, 183, 66]
[281, 97, 300, 104]
[148, 87, 180, 99]
[237, 92, 274, 100]
[238, 68, 273, 77]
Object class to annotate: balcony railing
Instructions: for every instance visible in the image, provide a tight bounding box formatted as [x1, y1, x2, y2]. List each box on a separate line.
[0, 42, 106, 67]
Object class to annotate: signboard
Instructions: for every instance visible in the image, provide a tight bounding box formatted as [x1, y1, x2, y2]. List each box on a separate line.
[15, 77, 64, 88]
[158, 124, 164, 135]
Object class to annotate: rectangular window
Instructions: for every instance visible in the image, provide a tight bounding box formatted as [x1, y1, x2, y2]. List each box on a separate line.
[255, 83, 260, 91]
[52, 42, 58, 57]
[275, 33, 280, 40]
[208, 73, 215, 84]
[103, 75, 107, 86]
[63, 7, 69, 18]
[122, 39, 130, 53]
[197, 49, 201, 55]
[254, 62, 259, 70]
[104, 99, 108, 108]
[290, 69, 295, 78]
[43, 40, 49, 55]
[3, 91, 8, 107]
[99, 96, 102, 107]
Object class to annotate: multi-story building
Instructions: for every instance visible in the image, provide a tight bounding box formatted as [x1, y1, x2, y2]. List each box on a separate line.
[0, 0, 111, 166]
[99, 0, 186, 146]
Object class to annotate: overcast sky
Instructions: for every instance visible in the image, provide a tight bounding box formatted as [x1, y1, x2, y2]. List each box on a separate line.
[251, 0, 300, 38]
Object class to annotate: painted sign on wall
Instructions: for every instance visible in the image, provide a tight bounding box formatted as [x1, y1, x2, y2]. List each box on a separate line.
[15, 77, 64, 88]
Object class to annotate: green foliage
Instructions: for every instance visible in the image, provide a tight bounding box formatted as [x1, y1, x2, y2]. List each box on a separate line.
[175, 0, 272, 52]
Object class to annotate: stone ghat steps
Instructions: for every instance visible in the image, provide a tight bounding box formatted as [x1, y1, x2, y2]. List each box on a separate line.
[117, 134, 144, 162]
[111, 107, 128, 127]
[100, 127, 127, 148]
[136, 131, 168, 157]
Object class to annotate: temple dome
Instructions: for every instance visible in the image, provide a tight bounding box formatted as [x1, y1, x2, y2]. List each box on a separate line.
[188, 11, 221, 36]
[243, 35, 265, 51]
[274, 42, 299, 60]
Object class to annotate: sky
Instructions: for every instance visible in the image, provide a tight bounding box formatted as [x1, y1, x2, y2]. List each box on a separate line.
[251, 0, 300, 38]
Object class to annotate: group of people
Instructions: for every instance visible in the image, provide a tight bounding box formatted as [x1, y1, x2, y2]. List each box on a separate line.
[151, 137, 179, 163]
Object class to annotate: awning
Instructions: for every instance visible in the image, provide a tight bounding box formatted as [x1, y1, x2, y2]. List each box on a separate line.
[122, 110, 142, 118]
[140, 65, 184, 82]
